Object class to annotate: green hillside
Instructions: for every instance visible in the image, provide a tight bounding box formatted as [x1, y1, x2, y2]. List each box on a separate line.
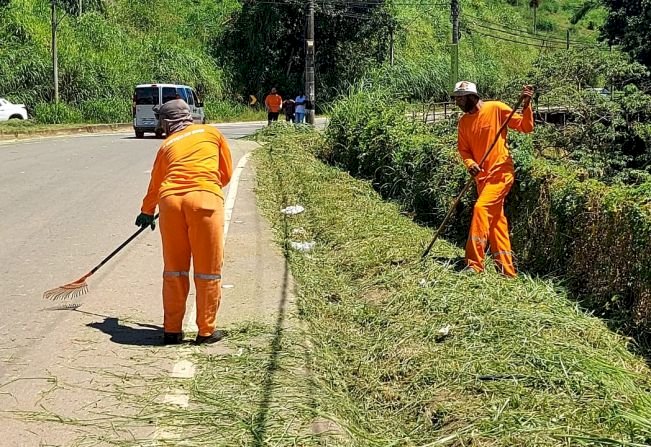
[377, 0, 605, 100]
[0, 0, 606, 122]
[0, 0, 237, 122]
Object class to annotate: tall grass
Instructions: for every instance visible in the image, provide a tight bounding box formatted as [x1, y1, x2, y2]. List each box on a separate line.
[0, 0, 231, 123]
[249, 126, 651, 446]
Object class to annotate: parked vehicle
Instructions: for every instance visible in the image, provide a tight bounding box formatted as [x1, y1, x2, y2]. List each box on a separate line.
[0, 98, 28, 121]
[132, 84, 205, 138]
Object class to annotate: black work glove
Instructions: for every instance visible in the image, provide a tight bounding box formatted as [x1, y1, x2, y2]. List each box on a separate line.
[135, 213, 156, 231]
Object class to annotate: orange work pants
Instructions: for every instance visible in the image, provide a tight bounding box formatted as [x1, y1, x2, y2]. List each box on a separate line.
[465, 166, 516, 277]
[159, 190, 224, 336]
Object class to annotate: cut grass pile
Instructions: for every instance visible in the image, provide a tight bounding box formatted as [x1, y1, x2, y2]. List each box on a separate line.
[250, 126, 651, 446]
[15, 322, 323, 446]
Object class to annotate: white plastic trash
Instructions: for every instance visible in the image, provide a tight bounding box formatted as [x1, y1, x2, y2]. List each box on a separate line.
[290, 241, 316, 252]
[437, 325, 451, 337]
[281, 205, 305, 215]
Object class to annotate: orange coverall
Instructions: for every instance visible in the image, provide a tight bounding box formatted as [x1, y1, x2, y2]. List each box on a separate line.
[457, 101, 533, 277]
[141, 124, 233, 336]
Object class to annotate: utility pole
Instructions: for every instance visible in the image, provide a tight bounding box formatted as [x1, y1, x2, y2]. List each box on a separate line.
[566, 29, 570, 50]
[79, 0, 82, 16]
[51, 0, 59, 103]
[305, 0, 316, 125]
[530, 0, 539, 34]
[389, 24, 394, 66]
[450, 0, 459, 92]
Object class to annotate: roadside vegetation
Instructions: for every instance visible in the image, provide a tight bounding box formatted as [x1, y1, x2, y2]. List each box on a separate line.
[321, 45, 651, 342]
[49, 126, 651, 445]
[0, 0, 605, 124]
[247, 126, 651, 445]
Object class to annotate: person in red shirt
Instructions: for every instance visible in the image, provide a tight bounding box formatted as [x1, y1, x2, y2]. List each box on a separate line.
[452, 81, 534, 277]
[135, 99, 233, 345]
[264, 87, 283, 125]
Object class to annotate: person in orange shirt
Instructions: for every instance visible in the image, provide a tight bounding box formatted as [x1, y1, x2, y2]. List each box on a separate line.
[135, 99, 233, 345]
[452, 81, 534, 277]
[264, 87, 283, 125]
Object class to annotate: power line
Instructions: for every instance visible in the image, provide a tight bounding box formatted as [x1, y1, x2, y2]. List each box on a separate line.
[465, 13, 593, 45]
[468, 20, 599, 48]
[468, 26, 567, 50]
[464, 13, 597, 46]
[466, 21, 597, 49]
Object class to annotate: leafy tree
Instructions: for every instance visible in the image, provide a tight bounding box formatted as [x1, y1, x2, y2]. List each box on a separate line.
[515, 49, 651, 181]
[601, 0, 651, 68]
[214, 0, 397, 103]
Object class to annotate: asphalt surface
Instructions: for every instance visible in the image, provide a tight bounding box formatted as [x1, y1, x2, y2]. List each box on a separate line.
[0, 120, 303, 445]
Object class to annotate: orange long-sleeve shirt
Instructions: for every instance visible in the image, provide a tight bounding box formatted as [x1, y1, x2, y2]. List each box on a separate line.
[141, 124, 233, 214]
[457, 101, 534, 178]
[265, 94, 283, 113]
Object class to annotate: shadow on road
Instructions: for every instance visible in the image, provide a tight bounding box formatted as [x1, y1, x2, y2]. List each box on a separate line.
[86, 316, 164, 346]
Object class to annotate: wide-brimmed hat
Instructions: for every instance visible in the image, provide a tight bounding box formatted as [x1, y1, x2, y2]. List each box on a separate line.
[450, 81, 478, 97]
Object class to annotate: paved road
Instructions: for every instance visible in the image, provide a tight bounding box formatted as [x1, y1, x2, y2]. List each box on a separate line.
[0, 120, 308, 445]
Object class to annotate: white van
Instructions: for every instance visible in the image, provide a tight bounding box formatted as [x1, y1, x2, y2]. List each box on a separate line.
[132, 84, 206, 138]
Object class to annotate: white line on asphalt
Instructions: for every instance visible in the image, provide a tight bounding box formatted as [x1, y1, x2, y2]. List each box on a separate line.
[224, 152, 252, 238]
[170, 359, 196, 379]
[161, 391, 189, 408]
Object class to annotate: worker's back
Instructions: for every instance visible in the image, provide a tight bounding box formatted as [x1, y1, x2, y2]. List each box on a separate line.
[141, 124, 233, 214]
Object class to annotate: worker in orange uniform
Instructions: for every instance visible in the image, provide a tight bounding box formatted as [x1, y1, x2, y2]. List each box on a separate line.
[264, 87, 283, 126]
[135, 99, 233, 345]
[451, 81, 534, 277]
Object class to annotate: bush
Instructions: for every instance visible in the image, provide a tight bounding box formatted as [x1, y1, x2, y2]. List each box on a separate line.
[33, 102, 83, 124]
[78, 98, 131, 123]
[204, 100, 262, 122]
[508, 159, 651, 328]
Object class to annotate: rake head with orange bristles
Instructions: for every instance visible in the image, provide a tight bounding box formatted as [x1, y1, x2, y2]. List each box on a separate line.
[43, 274, 90, 301]
[43, 215, 157, 302]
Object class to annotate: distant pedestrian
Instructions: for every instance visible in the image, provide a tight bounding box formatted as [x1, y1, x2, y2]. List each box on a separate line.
[283, 97, 296, 122]
[264, 88, 282, 125]
[294, 92, 307, 123]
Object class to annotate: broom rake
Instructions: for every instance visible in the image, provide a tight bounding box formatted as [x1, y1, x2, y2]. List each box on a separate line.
[421, 96, 525, 260]
[43, 214, 159, 301]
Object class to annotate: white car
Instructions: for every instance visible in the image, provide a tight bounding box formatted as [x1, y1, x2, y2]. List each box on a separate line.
[0, 98, 28, 121]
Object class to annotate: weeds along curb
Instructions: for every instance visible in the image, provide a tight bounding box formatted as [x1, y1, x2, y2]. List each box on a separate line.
[0, 123, 133, 141]
[250, 125, 651, 447]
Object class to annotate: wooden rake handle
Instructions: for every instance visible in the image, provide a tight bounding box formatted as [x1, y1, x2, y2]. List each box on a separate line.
[421, 97, 524, 260]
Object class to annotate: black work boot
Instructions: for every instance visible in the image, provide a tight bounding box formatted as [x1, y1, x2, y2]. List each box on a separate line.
[194, 330, 225, 345]
[163, 332, 184, 345]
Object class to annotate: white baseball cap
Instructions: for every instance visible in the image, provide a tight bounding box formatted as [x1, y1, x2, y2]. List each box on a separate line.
[450, 81, 478, 97]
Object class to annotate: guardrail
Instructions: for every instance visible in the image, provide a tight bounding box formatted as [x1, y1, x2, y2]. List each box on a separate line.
[409, 101, 573, 126]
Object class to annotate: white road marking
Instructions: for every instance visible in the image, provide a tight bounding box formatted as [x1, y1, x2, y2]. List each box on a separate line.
[170, 359, 196, 379]
[161, 390, 189, 408]
[224, 152, 252, 238]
